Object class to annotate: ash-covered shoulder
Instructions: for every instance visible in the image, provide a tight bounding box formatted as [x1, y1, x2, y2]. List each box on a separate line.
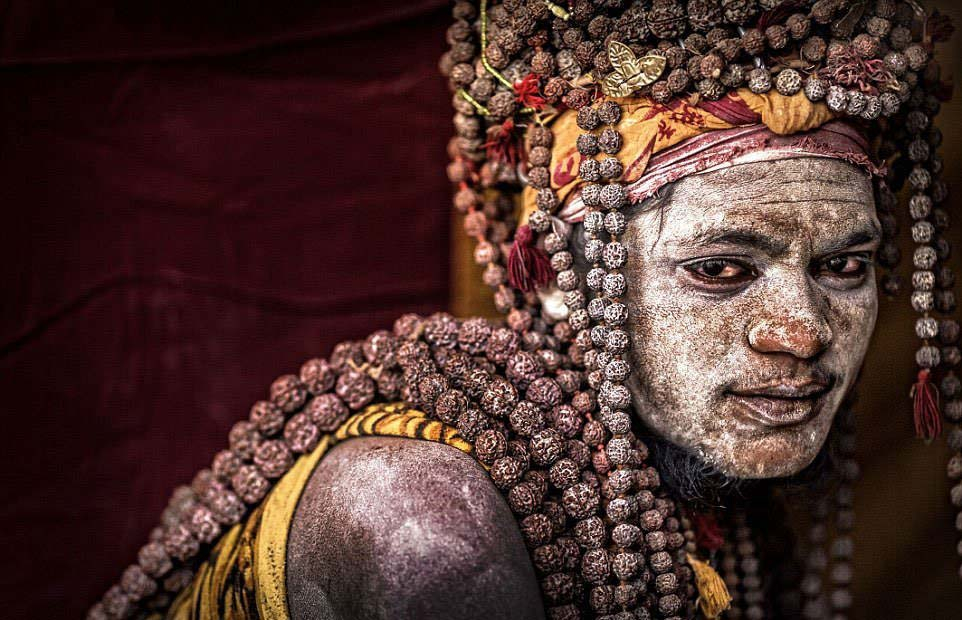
[286, 435, 546, 620]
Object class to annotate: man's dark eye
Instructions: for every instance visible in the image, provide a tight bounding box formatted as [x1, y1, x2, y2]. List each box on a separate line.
[821, 255, 868, 277]
[686, 259, 751, 280]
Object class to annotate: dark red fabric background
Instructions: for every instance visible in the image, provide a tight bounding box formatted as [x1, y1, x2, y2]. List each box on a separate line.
[0, 2, 452, 617]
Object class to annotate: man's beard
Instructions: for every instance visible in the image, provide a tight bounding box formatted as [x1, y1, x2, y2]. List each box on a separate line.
[642, 424, 840, 509]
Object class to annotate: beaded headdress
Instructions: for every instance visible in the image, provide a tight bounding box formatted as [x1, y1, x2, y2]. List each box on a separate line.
[89, 2, 957, 619]
[443, 0, 956, 438]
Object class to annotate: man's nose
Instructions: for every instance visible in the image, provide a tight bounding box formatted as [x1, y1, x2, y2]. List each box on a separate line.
[747, 311, 833, 359]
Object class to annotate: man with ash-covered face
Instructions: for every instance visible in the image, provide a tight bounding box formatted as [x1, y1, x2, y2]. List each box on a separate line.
[619, 156, 878, 481]
[283, 155, 882, 619]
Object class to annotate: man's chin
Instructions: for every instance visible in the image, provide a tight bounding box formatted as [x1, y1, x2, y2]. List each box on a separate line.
[712, 433, 824, 479]
[708, 399, 838, 478]
[645, 429, 835, 506]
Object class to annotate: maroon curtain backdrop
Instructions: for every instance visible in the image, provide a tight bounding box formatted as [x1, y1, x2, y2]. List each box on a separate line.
[0, 2, 452, 617]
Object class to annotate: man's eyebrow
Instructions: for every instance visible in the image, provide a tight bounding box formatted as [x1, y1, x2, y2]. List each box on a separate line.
[669, 225, 881, 256]
[817, 228, 881, 255]
[672, 229, 789, 255]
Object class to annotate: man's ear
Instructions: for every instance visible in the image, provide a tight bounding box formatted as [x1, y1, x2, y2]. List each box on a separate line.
[537, 215, 574, 322]
[537, 284, 569, 322]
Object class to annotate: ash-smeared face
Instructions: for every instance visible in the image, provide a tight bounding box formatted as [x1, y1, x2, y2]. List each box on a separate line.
[622, 157, 880, 479]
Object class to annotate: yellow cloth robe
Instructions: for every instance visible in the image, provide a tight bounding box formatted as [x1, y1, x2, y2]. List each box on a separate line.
[160, 402, 473, 620]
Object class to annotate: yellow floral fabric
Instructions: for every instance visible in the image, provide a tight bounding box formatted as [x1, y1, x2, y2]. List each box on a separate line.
[521, 88, 836, 222]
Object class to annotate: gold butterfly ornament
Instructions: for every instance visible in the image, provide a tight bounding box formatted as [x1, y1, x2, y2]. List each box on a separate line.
[601, 41, 667, 98]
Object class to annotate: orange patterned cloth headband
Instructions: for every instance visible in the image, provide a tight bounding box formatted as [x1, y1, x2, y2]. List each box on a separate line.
[521, 87, 881, 223]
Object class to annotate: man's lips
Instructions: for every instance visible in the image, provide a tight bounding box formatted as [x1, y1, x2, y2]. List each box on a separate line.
[726, 381, 832, 427]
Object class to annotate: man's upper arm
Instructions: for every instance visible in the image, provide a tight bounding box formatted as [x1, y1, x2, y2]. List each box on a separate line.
[286, 435, 546, 620]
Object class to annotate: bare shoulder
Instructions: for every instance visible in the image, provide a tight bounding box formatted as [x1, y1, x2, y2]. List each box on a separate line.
[286, 435, 545, 620]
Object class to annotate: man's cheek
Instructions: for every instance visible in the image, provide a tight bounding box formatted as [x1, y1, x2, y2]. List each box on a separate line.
[635, 317, 728, 429]
[666, 299, 745, 374]
[827, 291, 878, 374]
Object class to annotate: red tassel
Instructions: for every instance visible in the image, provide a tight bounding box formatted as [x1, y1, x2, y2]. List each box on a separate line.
[690, 512, 724, 553]
[482, 119, 520, 166]
[911, 368, 942, 440]
[507, 225, 554, 293]
[514, 72, 547, 110]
